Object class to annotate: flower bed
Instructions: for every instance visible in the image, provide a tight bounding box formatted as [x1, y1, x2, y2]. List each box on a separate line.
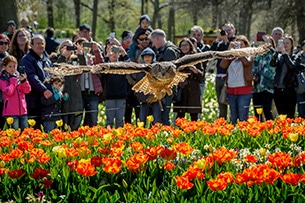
[1, 116, 305, 202]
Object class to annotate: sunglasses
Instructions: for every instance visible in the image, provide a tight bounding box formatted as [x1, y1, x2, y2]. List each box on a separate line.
[0, 41, 8, 45]
[138, 38, 149, 41]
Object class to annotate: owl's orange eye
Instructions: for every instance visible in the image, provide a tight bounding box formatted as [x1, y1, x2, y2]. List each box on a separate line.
[166, 68, 171, 73]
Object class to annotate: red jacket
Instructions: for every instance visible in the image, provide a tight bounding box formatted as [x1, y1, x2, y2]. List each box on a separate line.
[0, 75, 31, 116]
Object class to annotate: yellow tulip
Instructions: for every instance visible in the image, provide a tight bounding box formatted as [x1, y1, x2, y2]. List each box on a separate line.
[28, 119, 36, 127]
[137, 121, 144, 128]
[79, 158, 91, 164]
[256, 108, 263, 115]
[147, 115, 154, 123]
[55, 119, 63, 127]
[288, 133, 299, 142]
[103, 133, 113, 142]
[196, 159, 206, 170]
[0, 161, 5, 168]
[78, 148, 87, 158]
[6, 117, 14, 125]
[75, 137, 83, 145]
[6, 128, 15, 137]
[259, 148, 267, 157]
[87, 136, 95, 145]
[278, 114, 287, 121]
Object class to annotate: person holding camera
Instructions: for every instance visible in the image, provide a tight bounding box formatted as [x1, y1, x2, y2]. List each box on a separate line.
[173, 38, 203, 122]
[220, 35, 253, 125]
[252, 34, 276, 121]
[210, 22, 236, 120]
[56, 39, 83, 130]
[76, 37, 104, 127]
[0, 55, 31, 130]
[270, 35, 297, 118]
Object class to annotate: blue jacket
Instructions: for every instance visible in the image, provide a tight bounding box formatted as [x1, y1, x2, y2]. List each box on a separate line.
[19, 49, 53, 110]
[41, 83, 68, 121]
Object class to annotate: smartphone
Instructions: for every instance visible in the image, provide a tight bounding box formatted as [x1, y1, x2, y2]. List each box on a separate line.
[278, 39, 283, 48]
[82, 42, 93, 48]
[110, 32, 115, 39]
[66, 45, 77, 50]
[256, 31, 266, 41]
[18, 66, 25, 74]
[235, 41, 240, 49]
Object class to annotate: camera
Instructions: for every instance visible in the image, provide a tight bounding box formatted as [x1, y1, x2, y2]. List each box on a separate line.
[82, 42, 93, 48]
[220, 30, 227, 36]
[18, 66, 25, 74]
[66, 45, 77, 50]
[111, 46, 120, 53]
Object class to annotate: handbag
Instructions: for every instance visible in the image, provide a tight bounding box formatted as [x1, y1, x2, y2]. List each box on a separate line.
[219, 83, 228, 105]
[296, 71, 305, 94]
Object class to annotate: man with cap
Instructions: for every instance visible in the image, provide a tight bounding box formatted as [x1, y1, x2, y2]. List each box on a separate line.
[4, 20, 16, 40]
[79, 24, 92, 41]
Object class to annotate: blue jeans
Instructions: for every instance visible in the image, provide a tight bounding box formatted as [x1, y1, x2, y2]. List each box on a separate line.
[5, 115, 28, 131]
[297, 93, 305, 118]
[82, 92, 99, 127]
[62, 113, 82, 131]
[139, 102, 162, 125]
[105, 99, 126, 128]
[227, 93, 252, 124]
[161, 94, 173, 126]
[43, 120, 56, 132]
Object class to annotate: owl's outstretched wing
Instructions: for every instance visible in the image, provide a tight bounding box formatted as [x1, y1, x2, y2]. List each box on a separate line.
[173, 44, 271, 67]
[91, 62, 149, 74]
[44, 63, 92, 76]
[45, 62, 150, 76]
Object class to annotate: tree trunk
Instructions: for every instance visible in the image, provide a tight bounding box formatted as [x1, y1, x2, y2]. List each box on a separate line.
[73, 0, 81, 29]
[0, 0, 18, 32]
[92, 0, 98, 39]
[167, 2, 175, 41]
[108, 0, 116, 32]
[46, 0, 54, 28]
[294, 0, 304, 44]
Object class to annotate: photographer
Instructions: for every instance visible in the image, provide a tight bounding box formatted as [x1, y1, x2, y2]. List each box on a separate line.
[220, 35, 253, 125]
[270, 35, 297, 118]
[252, 34, 276, 121]
[210, 22, 236, 120]
[56, 40, 83, 130]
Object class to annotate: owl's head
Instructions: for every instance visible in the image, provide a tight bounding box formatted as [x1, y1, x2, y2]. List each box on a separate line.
[150, 62, 176, 81]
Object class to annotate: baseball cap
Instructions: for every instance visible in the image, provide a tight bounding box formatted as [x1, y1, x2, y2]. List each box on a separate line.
[79, 24, 91, 31]
[6, 20, 16, 27]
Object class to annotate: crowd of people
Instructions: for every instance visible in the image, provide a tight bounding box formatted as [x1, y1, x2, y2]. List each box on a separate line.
[1, 16, 305, 132]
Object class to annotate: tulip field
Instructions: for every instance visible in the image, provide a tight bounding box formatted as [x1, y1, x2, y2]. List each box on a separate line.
[1, 73, 305, 202]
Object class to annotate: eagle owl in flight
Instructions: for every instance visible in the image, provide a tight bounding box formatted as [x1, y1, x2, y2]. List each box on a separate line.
[45, 45, 270, 103]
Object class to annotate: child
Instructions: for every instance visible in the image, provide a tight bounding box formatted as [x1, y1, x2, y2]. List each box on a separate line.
[129, 14, 153, 62]
[136, 47, 161, 124]
[41, 75, 68, 132]
[0, 55, 31, 130]
[103, 45, 127, 128]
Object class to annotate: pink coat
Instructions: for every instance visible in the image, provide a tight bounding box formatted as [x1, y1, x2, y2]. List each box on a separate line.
[0, 77, 31, 116]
